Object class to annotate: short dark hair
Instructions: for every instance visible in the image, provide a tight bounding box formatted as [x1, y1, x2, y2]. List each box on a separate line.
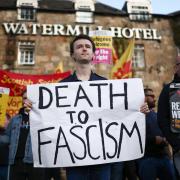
[144, 88, 153, 96]
[70, 34, 96, 56]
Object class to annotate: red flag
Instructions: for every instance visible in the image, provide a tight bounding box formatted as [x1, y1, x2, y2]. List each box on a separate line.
[110, 38, 135, 79]
[112, 47, 119, 65]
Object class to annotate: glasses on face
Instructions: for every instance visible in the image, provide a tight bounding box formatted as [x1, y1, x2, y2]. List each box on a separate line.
[145, 94, 155, 98]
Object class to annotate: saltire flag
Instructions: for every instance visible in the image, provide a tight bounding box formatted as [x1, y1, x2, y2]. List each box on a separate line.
[112, 47, 119, 65]
[110, 38, 135, 79]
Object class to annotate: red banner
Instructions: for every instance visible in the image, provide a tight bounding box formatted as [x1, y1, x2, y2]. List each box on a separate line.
[0, 70, 71, 96]
[0, 70, 71, 117]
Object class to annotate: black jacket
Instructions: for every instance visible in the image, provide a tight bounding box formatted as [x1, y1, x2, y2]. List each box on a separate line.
[61, 71, 107, 83]
[0, 128, 9, 164]
[146, 111, 168, 157]
[157, 74, 180, 151]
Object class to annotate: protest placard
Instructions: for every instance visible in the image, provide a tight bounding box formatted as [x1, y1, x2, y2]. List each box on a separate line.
[169, 83, 180, 133]
[27, 78, 145, 167]
[0, 70, 70, 117]
[89, 30, 112, 64]
[0, 87, 10, 127]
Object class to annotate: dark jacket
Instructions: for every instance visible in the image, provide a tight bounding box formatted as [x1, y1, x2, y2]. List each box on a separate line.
[6, 108, 33, 164]
[157, 74, 180, 151]
[61, 71, 107, 83]
[0, 128, 9, 165]
[145, 110, 168, 157]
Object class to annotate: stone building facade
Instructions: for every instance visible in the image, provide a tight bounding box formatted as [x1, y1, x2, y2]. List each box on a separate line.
[0, 0, 179, 96]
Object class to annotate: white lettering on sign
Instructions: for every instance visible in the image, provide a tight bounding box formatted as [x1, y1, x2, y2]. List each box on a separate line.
[171, 102, 180, 118]
[2, 23, 162, 40]
[27, 79, 145, 167]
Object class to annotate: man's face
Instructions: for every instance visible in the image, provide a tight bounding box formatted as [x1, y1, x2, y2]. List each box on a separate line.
[72, 39, 94, 64]
[175, 57, 180, 77]
[145, 90, 156, 109]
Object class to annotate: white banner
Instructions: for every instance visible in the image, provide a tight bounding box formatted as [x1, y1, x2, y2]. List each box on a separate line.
[27, 79, 145, 167]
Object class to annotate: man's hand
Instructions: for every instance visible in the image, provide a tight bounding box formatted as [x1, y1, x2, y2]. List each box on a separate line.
[140, 102, 150, 114]
[155, 136, 168, 145]
[23, 99, 32, 113]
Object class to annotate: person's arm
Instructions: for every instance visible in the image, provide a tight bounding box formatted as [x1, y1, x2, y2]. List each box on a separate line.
[0, 134, 9, 144]
[3, 117, 13, 143]
[146, 135, 168, 147]
[145, 113, 167, 147]
[23, 99, 32, 113]
[140, 102, 150, 114]
[0, 127, 9, 144]
[157, 85, 180, 151]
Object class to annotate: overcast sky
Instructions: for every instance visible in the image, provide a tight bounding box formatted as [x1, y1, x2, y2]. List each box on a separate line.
[98, 0, 180, 14]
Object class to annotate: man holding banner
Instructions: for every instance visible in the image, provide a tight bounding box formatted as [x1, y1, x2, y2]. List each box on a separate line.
[158, 56, 180, 178]
[25, 34, 149, 180]
[60, 34, 112, 180]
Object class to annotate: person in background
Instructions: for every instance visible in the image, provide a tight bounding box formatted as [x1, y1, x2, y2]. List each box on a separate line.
[158, 56, 180, 178]
[6, 90, 45, 180]
[138, 88, 176, 180]
[24, 34, 150, 180]
[0, 113, 11, 180]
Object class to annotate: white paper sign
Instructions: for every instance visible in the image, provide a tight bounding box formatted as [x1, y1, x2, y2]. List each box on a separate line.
[0, 87, 10, 94]
[27, 79, 145, 167]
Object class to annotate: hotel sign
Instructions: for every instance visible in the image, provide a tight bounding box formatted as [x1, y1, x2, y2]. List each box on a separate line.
[2, 23, 161, 40]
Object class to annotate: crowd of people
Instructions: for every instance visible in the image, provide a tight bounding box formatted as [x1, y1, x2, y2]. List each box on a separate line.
[0, 34, 180, 180]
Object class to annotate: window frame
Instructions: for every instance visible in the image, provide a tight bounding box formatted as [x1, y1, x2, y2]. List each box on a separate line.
[18, 41, 35, 65]
[17, 6, 36, 21]
[75, 11, 94, 24]
[129, 5, 152, 21]
[132, 44, 145, 70]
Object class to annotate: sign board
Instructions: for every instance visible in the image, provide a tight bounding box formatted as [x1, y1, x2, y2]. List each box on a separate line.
[89, 30, 112, 64]
[0, 70, 70, 117]
[169, 83, 180, 133]
[0, 87, 10, 127]
[27, 79, 145, 167]
[2, 23, 162, 40]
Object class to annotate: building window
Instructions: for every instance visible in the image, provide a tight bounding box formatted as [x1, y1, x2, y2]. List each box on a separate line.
[130, 12, 152, 21]
[132, 44, 145, 69]
[18, 41, 35, 65]
[18, 7, 36, 21]
[76, 11, 94, 23]
[130, 6, 152, 21]
[75, 0, 94, 23]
